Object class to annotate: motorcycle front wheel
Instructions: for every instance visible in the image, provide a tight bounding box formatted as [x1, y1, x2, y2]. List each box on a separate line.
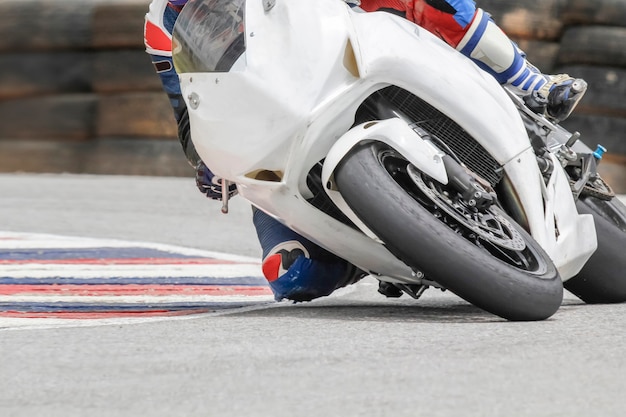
[564, 196, 626, 303]
[334, 142, 563, 321]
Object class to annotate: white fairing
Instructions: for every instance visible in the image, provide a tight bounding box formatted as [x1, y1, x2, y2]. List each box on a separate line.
[176, 0, 596, 281]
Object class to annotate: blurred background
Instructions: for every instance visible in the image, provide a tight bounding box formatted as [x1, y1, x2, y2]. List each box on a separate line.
[0, 0, 624, 192]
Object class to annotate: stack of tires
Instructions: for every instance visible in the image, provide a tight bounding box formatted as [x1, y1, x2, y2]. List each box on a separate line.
[0, 0, 187, 176]
[477, 0, 626, 304]
[477, 0, 626, 193]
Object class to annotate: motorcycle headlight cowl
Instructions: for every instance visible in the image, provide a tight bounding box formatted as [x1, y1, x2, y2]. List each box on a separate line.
[172, 0, 246, 73]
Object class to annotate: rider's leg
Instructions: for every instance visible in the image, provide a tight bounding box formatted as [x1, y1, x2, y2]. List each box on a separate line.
[412, 0, 587, 122]
[145, 1, 201, 164]
[253, 208, 365, 302]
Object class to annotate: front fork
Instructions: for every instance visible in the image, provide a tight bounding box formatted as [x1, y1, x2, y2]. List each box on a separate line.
[507, 88, 614, 202]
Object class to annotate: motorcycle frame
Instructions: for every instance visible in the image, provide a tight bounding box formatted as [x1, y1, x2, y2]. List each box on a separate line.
[177, 0, 596, 282]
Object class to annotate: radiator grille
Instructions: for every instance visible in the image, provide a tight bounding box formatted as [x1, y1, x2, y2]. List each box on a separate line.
[355, 86, 503, 187]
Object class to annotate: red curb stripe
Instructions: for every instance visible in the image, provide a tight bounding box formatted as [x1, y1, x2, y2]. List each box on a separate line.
[0, 309, 211, 319]
[0, 284, 273, 296]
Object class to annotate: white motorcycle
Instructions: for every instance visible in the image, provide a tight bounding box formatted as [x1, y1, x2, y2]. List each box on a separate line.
[171, 0, 626, 321]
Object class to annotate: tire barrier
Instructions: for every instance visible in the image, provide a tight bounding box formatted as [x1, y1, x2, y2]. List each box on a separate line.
[476, 0, 568, 41]
[0, 0, 624, 192]
[0, 0, 182, 175]
[564, 0, 626, 26]
[558, 26, 626, 68]
[0, 0, 147, 52]
[515, 39, 560, 73]
[552, 24, 626, 192]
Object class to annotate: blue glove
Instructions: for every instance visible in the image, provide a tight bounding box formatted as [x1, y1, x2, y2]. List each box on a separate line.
[195, 161, 238, 200]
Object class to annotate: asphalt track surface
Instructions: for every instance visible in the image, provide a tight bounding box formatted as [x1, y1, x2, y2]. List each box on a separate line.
[1, 173, 625, 417]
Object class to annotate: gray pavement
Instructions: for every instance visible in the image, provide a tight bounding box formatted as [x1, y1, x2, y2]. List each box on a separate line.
[0, 173, 625, 417]
[0, 173, 263, 257]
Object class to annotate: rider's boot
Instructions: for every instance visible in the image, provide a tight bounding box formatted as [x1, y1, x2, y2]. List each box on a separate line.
[253, 207, 366, 302]
[455, 9, 587, 122]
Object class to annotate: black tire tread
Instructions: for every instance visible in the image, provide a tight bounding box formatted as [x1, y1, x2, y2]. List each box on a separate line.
[334, 143, 563, 321]
[564, 197, 626, 303]
[558, 26, 626, 68]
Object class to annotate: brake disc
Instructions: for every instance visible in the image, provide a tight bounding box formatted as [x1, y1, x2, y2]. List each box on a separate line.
[407, 164, 526, 251]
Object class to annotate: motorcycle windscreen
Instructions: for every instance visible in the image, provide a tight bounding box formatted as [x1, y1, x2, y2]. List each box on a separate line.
[172, 0, 246, 73]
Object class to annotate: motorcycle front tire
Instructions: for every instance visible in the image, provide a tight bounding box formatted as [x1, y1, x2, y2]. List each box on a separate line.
[564, 196, 626, 303]
[334, 142, 563, 321]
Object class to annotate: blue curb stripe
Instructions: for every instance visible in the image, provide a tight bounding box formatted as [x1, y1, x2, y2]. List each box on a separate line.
[0, 276, 268, 285]
[0, 247, 206, 261]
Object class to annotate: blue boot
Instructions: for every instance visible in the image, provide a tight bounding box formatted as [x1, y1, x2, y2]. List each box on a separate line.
[457, 9, 587, 122]
[542, 76, 588, 122]
[252, 208, 364, 302]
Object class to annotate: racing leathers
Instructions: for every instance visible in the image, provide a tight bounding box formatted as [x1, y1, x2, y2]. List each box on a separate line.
[358, 0, 586, 121]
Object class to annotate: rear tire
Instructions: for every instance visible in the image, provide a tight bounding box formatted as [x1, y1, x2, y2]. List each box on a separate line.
[564, 196, 626, 303]
[334, 142, 563, 321]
